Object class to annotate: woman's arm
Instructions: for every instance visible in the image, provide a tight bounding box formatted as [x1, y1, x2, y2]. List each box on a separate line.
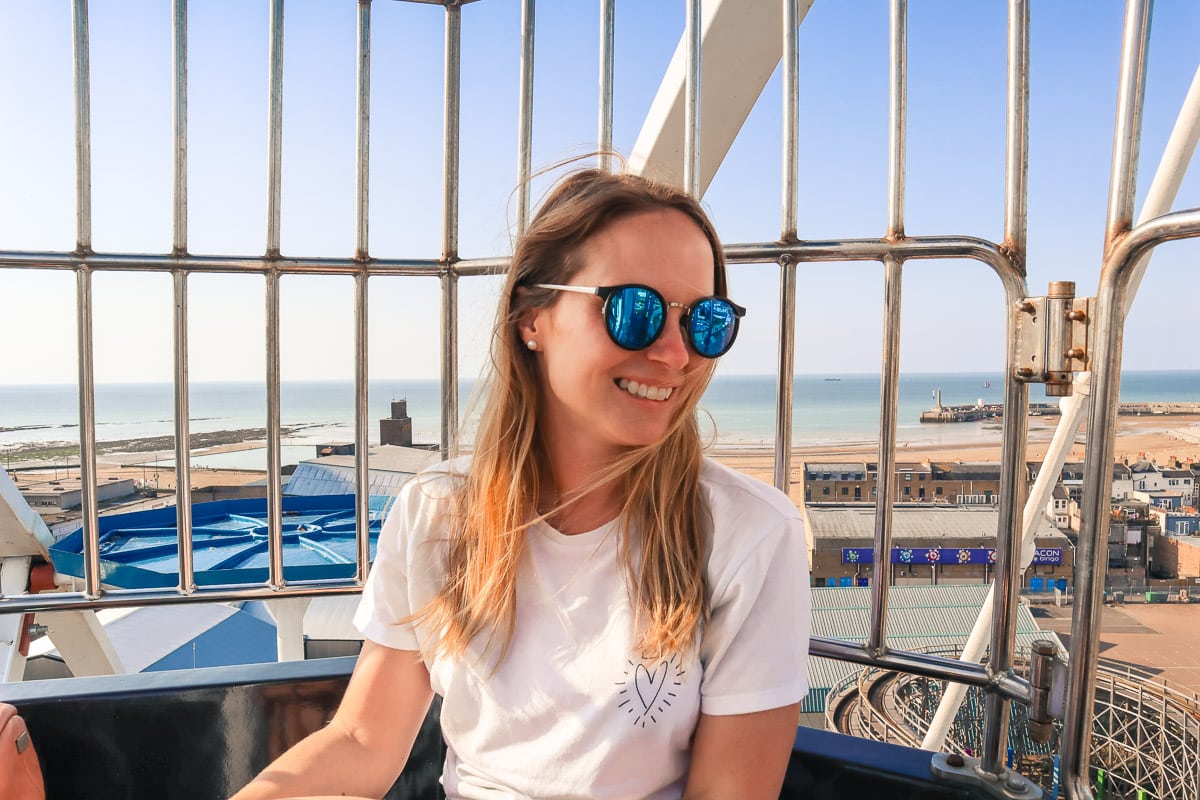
[681, 704, 799, 800]
[230, 641, 434, 800]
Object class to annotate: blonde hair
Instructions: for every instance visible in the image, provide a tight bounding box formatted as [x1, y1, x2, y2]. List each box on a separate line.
[419, 168, 728, 662]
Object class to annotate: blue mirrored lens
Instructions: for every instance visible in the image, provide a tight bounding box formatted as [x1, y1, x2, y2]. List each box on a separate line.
[606, 286, 665, 349]
[689, 298, 738, 357]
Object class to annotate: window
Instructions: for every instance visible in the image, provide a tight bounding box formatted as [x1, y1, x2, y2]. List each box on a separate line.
[904, 486, 911, 496]
[841, 487, 849, 496]
[823, 487, 830, 495]
[935, 487, 943, 495]
[919, 475, 926, 481]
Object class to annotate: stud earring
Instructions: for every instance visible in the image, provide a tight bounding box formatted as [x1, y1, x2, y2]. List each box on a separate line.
[526, 339, 537, 351]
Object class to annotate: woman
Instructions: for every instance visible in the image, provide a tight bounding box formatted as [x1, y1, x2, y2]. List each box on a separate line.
[232, 169, 812, 800]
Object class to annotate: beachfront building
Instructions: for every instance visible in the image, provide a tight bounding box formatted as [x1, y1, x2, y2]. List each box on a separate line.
[803, 459, 1141, 511]
[1047, 485, 1071, 529]
[284, 444, 440, 497]
[1130, 459, 1168, 491]
[1150, 525, 1200, 584]
[800, 460, 1003, 505]
[1162, 468, 1196, 505]
[802, 504, 1073, 589]
[1133, 488, 1187, 510]
[1148, 507, 1200, 538]
[12, 474, 137, 514]
[1034, 461, 1134, 502]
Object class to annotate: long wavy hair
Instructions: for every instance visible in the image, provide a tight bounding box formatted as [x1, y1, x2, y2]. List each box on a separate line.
[419, 168, 729, 662]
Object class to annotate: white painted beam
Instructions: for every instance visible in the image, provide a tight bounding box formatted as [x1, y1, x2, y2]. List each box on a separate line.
[266, 597, 312, 662]
[40, 610, 125, 677]
[0, 468, 53, 559]
[0, 556, 31, 682]
[630, 0, 815, 195]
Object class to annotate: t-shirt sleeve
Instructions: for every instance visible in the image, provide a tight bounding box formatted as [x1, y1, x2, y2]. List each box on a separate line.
[353, 483, 424, 651]
[698, 514, 812, 716]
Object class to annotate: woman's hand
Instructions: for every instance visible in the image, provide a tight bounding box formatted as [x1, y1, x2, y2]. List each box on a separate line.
[681, 704, 799, 800]
[230, 642, 434, 800]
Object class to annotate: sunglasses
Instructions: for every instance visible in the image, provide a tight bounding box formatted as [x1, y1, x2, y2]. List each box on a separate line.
[533, 283, 746, 358]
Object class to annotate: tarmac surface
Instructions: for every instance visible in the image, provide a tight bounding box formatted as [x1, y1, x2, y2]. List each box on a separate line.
[1032, 602, 1200, 695]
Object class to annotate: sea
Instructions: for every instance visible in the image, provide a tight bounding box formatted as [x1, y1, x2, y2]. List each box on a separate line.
[1, 371, 1196, 470]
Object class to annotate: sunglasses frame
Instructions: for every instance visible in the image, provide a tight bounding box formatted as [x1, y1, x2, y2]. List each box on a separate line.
[533, 283, 747, 358]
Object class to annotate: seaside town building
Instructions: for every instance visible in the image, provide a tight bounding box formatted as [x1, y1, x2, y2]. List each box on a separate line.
[801, 461, 1005, 505]
[12, 473, 137, 513]
[801, 504, 1074, 589]
[802, 460, 1139, 509]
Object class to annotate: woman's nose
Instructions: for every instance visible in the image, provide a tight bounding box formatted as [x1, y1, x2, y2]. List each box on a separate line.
[646, 315, 690, 369]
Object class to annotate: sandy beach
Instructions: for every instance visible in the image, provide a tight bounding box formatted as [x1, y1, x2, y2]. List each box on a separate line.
[709, 413, 1200, 496]
[64, 413, 1200, 506]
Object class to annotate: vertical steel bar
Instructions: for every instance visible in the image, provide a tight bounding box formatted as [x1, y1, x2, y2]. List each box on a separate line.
[72, 0, 92, 253]
[171, 0, 195, 594]
[981, 352, 1030, 777]
[781, 0, 799, 242]
[354, 0, 372, 582]
[683, 0, 701, 197]
[441, 3, 463, 457]
[354, 272, 370, 581]
[355, 0, 371, 260]
[866, 0, 907, 657]
[774, 257, 796, 494]
[263, 0, 285, 587]
[266, 0, 285, 257]
[1064, 2, 1152, 795]
[172, 0, 188, 254]
[1003, 0, 1029, 256]
[773, 0, 799, 492]
[980, 0, 1033, 775]
[173, 272, 195, 592]
[515, 0, 535, 236]
[597, 0, 615, 171]
[886, 0, 906, 238]
[1105, 0, 1152, 243]
[265, 271, 284, 588]
[75, 270, 101, 600]
[1065, 272, 1126, 800]
[868, 255, 902, 655]
[71, 0, 100, 599]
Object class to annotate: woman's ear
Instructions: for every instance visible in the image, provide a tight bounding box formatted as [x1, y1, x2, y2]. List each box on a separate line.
[513, 287, 543, 346]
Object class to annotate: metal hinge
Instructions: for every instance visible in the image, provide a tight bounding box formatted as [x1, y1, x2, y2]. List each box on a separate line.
[1013, 281, 1094, 397]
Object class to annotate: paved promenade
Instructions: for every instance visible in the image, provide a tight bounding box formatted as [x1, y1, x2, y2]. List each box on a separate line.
[1034, 602, 1200, 695]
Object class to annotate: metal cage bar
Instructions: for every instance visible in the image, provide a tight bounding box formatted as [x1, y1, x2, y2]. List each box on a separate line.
[1064, 2, 1154, 795]
[71, 0, 102, 601]
[683, 0, 701, 198]
[866, 0, 908, 660]
[598, 0, 615, 171]
[171, 0, 196, 595]
[515, 0, 535, 236]
[354, 0, 373, 583]
[774, 0, 799, 494]
[441, 2, 463, 457]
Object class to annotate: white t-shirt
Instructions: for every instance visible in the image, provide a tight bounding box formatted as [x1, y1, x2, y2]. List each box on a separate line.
[354, 457, 811, 800]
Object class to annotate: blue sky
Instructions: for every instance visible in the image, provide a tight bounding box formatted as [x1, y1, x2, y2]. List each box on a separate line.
[0, 0, 1197, 385]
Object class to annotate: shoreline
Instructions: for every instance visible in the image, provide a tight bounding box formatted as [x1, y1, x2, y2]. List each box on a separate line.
[6, 414, 1194, 500]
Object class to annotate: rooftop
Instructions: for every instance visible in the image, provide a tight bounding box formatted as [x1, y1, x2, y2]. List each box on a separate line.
[803, 504, 1067, 542]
